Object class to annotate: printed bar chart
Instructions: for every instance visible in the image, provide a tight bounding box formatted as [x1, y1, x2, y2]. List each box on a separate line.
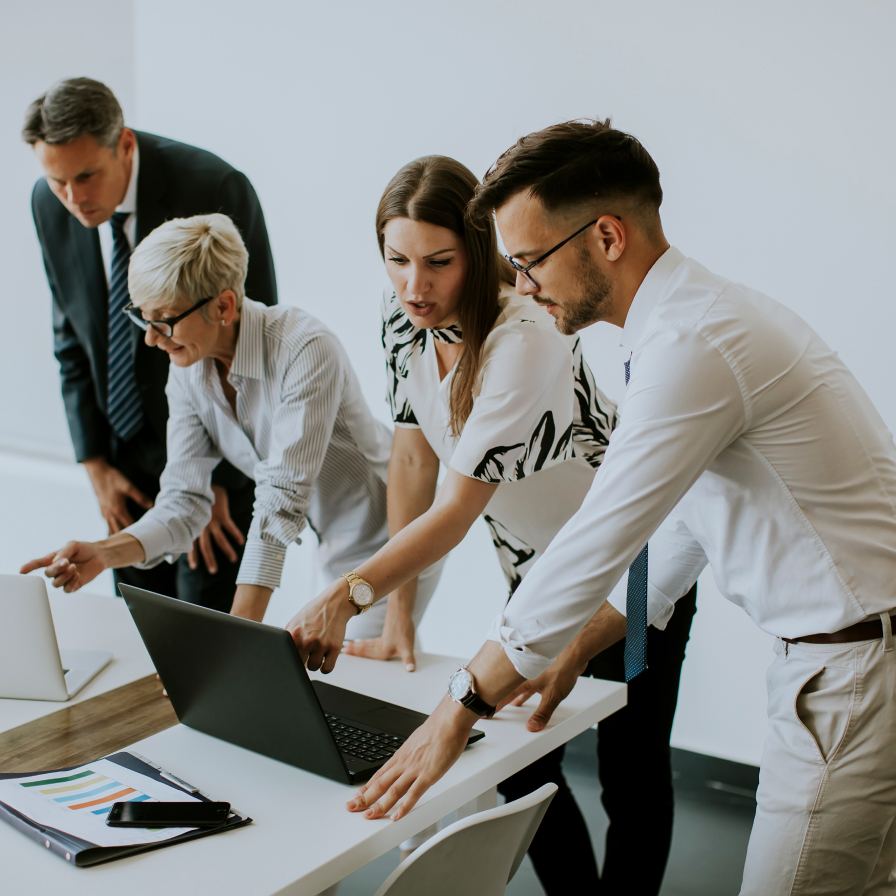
[21, 769, 153, 817]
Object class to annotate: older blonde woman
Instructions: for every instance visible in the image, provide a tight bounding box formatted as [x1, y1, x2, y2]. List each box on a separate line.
[22, 213, 440, 629]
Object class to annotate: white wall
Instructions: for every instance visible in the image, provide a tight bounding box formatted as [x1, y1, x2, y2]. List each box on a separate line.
[3, 0, 894, 765]
[0, 0, 135, 459]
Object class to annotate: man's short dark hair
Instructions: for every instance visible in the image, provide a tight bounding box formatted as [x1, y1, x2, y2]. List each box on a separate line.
[469, 118, 663, 229]
[22, 77, 124, 150]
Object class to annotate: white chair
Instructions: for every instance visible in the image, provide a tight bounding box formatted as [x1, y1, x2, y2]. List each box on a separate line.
[373, 783, 558, 896]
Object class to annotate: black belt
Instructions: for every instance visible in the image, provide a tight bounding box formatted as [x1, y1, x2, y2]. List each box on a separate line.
[783, 615, 895, 645]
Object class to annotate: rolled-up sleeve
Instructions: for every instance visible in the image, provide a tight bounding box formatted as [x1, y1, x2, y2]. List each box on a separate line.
[489, 325, 746, 679]
[125, 370, 221, 567]
[236, 334, 344, 589]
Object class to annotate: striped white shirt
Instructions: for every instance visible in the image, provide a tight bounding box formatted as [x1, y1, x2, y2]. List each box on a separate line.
[126, 298, 392, 590]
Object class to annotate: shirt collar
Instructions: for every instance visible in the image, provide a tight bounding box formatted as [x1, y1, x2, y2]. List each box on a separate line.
[620, 246, 686, 352]
[116, 141, 139, 215]
[229, 298, 265, 380]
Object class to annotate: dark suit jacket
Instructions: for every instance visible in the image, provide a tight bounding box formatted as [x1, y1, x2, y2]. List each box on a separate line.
[31, 131, 278, 486]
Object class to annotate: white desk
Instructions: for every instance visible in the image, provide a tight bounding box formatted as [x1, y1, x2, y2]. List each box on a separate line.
[1, 650, 626, 895]
[0, 591, 155, 734]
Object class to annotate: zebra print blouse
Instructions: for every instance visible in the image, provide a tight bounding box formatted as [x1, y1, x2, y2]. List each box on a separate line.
[382, 286, 618, 590]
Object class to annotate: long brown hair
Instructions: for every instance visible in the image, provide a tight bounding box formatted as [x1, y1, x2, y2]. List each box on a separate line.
[376, 155, 515, 436]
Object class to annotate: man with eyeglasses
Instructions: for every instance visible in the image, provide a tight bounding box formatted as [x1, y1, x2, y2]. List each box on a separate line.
[22, 77, 277, 612]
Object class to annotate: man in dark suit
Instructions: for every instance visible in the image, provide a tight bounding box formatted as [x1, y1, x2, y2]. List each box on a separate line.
[22, 77, 278, 611]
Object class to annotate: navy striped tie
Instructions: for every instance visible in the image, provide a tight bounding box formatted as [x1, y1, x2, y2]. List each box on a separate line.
[623, 358, 648, 681]
[106, 212, 144, 441]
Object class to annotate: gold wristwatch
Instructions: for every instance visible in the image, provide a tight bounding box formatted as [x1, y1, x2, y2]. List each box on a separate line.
[340, 572, 375, 614]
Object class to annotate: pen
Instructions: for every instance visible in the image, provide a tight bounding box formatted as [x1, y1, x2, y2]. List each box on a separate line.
[160, 771, 201, 794]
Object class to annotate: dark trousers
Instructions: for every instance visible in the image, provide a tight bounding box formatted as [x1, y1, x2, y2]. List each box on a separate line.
[110, 432, 256, 613]
[497, 584, 698, 896]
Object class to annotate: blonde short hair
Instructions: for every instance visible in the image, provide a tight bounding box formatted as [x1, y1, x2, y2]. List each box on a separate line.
[128, 213, 249, 311]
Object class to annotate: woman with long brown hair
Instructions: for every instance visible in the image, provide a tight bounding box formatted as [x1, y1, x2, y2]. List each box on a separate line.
[287, 155, 617, 891]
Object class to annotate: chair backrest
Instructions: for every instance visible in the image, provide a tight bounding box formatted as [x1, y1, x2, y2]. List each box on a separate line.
[374, 784, 558, 896]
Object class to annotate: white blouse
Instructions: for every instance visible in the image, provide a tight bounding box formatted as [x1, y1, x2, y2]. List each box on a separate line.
[383, 286, 617, 590]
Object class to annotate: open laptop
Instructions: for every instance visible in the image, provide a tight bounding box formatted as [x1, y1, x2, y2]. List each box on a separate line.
[0, 574, 112, 701]
[118, 585, 484, 785]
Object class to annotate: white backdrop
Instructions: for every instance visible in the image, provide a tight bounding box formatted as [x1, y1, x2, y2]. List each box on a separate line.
[3, 0, 894, 765]
[0, 0, 135, 458]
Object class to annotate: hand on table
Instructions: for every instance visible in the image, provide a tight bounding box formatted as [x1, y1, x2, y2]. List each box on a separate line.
[286, 580, 356, 673]
[347, 696, 477, 821]
[342, 606, 417, 672]
[83, 457, 153, 534]
[20, 541, 107, 593]
[497, 655, 588, 732]
[188, 485, 245, 574]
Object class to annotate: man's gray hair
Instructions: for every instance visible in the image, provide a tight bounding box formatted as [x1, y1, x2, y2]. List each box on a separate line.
[22, 78, 124, 149]
[128, 214, 249, 312]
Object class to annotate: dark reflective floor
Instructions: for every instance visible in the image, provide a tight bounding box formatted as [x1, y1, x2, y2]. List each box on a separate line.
[337, 728, 757, 895]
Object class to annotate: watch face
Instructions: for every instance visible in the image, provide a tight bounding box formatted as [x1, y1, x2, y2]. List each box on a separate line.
[448, 668, 473, 701]
[352, 583, 374, 606]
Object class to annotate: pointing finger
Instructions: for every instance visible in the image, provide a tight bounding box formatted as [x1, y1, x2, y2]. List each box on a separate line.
[20, 552, 57, 575]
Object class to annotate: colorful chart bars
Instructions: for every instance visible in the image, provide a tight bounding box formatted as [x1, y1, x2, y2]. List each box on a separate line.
[20, 769, 152, 816]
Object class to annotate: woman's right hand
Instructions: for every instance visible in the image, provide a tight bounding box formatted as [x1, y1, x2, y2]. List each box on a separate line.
[342, 604, 418, 672]
[20, 541, 107, 593]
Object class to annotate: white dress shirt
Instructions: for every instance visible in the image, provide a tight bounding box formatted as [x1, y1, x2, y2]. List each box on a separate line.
[383, 286, 617, 590]
[97, 143, 139, 286]
[491, 247, 896, 679]
[126, 298, 392, 590]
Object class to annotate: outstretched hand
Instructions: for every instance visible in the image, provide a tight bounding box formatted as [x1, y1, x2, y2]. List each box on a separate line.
[20, 541, 106, 593]
[347, 696, 476, 821]
[497, 656, 588, 732]
[342, 607, 417, 671]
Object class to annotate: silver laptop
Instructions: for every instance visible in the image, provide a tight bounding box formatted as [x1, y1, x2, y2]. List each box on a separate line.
[0, 574, 112, 701]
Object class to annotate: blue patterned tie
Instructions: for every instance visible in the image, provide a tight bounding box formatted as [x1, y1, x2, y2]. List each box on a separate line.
[106, 212, 144, 441]
[623, 357, 648, 681]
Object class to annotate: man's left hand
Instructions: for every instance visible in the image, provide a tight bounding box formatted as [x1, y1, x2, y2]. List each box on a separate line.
[498, 655, 588, 732]
[189, 485, 245, 574]
[347, 696, 476, 820]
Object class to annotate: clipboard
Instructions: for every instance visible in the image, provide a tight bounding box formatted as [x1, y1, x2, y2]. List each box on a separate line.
[0, 751, 252, 867]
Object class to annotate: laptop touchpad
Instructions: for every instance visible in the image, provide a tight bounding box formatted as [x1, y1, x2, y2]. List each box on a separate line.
[356, 706, 425, 737]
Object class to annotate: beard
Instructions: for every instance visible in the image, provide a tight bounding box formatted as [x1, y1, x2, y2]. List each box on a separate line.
[542, 246, 614, 335]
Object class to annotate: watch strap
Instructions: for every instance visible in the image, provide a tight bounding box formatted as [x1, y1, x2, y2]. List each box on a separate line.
[460, 690, 496, 719]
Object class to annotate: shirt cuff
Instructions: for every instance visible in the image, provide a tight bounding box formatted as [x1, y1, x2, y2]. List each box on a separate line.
[647, 582, 677, 630]
[486, 613, 552, 680]
[124, 516, 179, 569]
[236, 539, 288, 590]
[607, 573, 676, 631]
[393, 421, 421, 430]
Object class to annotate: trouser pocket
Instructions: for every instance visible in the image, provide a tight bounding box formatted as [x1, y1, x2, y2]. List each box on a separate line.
[793, 664, 856, 763]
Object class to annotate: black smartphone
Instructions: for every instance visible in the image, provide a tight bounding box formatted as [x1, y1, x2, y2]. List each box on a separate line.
[106, 801, 231, 827]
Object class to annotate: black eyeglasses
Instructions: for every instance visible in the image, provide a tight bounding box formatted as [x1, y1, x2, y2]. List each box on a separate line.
[505, 219, 598, 289]
[123, 295, 216, 338]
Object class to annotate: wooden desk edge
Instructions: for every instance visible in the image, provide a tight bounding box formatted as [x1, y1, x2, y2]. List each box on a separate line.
[0, 675, 177, 772]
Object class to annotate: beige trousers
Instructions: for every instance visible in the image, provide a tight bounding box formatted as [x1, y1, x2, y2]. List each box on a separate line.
[741, 614, 896, 895]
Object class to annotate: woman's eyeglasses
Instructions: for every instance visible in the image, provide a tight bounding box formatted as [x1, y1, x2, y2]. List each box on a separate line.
[123, 295, 216, 338]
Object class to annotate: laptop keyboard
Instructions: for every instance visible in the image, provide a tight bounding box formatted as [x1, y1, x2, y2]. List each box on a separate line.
[324, 713, 407, 764]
